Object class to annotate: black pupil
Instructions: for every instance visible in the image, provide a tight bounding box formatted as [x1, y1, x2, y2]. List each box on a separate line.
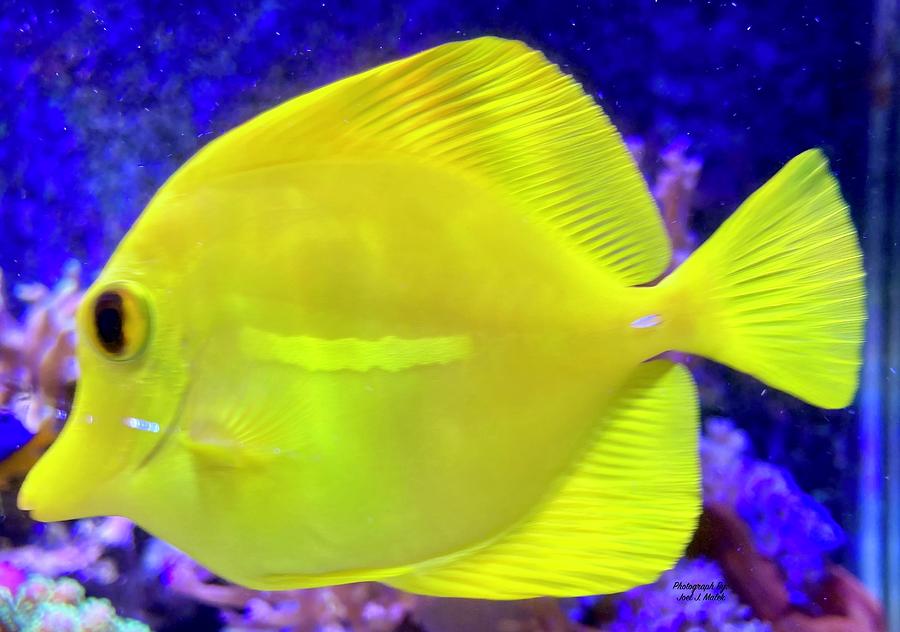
[95, 292, 125, 354]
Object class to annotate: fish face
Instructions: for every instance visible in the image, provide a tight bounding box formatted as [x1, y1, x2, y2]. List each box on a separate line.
[18, 277, 189, 522]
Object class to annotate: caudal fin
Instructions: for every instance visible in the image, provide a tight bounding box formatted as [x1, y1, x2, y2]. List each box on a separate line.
[664, 149, 865, 409]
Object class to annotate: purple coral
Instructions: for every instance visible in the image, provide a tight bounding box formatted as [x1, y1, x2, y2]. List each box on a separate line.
[609, 558, 770, 632]
[0, 517, 134, 588]
[702, 418, 844, 606]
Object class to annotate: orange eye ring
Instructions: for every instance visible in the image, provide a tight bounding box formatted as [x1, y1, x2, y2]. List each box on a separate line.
[88, 283, 151, 361]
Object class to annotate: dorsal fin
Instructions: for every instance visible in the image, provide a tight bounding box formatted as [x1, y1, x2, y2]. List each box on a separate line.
[159, 37, 670, 285]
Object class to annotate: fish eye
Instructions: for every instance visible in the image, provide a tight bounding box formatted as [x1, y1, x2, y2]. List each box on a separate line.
[90, 285, 150, 361]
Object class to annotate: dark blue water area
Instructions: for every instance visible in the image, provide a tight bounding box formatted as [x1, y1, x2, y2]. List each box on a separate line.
[0, 1, 871, 286]
[0, 411, 32, 462]
[0, 0, 873, 568]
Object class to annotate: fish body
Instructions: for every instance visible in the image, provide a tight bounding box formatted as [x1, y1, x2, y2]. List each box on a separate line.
[63, 160, 669, 583]
[19, 38, 865, 598]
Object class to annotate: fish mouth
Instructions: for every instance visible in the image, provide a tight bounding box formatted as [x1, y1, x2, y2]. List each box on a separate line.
[15, 482, 36, 512]
[17, 382, 191, 522]
[17, 457, 90, 522]
[16, 490, 68, 523]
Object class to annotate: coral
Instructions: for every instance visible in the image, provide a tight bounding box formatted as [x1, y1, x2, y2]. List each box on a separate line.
[628, 137, 702, 270]
[606, 557, 770, 632]
[691, 504, 885, 632]
[2, 260, 81, 428]
[0, 575, 148, 632]
[652, 139, 702, 267]
[0, 563, 26, 596]
[0, 262, 82, 485]
[701, 418, 843, 606]
[0, 262, 82, 490]
[0, 517, 133, 587]
[144, 539, 418, 632]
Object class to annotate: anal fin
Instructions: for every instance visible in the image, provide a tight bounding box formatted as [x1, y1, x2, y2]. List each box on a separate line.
[386, 360, 701, 599]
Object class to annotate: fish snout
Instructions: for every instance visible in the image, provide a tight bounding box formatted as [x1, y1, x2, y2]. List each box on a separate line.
[17, 456, 84, 522]
[17, 415, 123, 522]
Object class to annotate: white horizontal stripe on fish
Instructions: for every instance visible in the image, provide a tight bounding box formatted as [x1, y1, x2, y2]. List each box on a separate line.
[239, 328, 473, 372]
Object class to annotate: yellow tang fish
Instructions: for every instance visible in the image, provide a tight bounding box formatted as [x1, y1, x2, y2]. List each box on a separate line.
[18, 37, 865, 599]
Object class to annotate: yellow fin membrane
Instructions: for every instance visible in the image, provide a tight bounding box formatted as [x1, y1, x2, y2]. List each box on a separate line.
[666, 149, 865, 409]
[386, 361, 700, 599]
[153, 37, 670, 285]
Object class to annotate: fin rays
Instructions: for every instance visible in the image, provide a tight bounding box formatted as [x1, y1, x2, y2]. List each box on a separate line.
[162, 37, 671, 285]
[386, 361, 700, 599]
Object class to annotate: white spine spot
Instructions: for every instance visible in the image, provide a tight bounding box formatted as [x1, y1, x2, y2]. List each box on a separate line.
[123, 417, 160, 433]
[631, 314, 663, 329]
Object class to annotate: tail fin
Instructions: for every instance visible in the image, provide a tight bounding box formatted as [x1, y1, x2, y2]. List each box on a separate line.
[663, 149, 865, 409]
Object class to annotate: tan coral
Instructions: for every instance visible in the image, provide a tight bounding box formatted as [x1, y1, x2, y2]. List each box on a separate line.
[690, 502, 886, 632]
[0, 263, 82, 488]
[653, 141, 701, 269]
